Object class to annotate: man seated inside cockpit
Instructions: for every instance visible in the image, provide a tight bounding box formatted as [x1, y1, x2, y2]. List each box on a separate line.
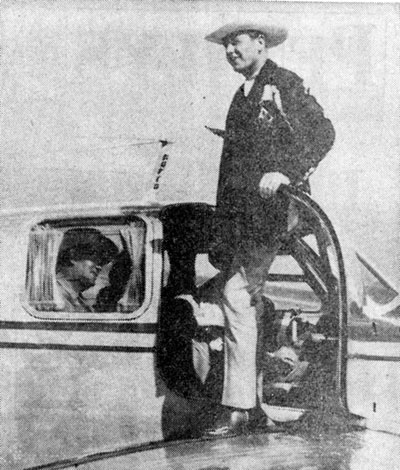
[56, 228, 118, 313]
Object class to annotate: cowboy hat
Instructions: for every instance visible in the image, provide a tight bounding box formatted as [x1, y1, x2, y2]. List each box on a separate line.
[205, 22, 288, 48]
[57, 228, 118, 267]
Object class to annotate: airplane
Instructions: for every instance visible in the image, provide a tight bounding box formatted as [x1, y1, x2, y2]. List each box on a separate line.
[0, 140, 399, 469]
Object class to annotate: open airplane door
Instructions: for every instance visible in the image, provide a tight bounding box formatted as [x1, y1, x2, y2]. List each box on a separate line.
[260, 188, 350, 418]
[158, 188, 353, 423]
[346, 252, 400, 435]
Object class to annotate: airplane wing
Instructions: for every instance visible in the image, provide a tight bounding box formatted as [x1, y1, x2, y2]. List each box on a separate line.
[356, 251, 400, 324]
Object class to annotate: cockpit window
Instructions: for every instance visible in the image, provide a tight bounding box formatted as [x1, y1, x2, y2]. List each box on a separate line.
[24, 217, 147, 318]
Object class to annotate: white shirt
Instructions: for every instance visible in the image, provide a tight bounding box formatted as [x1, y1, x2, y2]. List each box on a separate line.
[56, 272, 94, 313]
[243, 78, 256, 97]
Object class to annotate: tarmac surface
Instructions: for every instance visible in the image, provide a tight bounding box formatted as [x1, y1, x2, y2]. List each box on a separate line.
[31, 428, 400, 470]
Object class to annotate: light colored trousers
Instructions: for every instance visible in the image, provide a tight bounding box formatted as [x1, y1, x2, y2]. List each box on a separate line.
[221, 246, 278, 409]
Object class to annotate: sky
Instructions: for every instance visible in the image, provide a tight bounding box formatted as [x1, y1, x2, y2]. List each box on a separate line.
[0, 0, 399, 285]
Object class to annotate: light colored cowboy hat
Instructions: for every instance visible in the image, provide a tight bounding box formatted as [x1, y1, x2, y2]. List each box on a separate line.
[205, 22, 288, 48]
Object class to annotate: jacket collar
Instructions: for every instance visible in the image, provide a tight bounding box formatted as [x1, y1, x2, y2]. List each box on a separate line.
[240, 59, 277, 102]
[256, 59, 278, 86]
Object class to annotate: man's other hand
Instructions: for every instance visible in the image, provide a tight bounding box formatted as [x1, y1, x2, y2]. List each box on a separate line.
[259, 172, 290, 198]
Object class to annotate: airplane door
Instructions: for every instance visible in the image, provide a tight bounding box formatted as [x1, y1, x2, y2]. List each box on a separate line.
[346, 252, 400, 435]
[273, 188, 350, 411]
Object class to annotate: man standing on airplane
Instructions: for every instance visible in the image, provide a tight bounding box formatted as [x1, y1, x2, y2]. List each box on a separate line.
[205, 22, 335, 435]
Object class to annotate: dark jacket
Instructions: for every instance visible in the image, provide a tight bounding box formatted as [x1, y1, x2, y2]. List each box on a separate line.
[211, 59, 335, 267]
